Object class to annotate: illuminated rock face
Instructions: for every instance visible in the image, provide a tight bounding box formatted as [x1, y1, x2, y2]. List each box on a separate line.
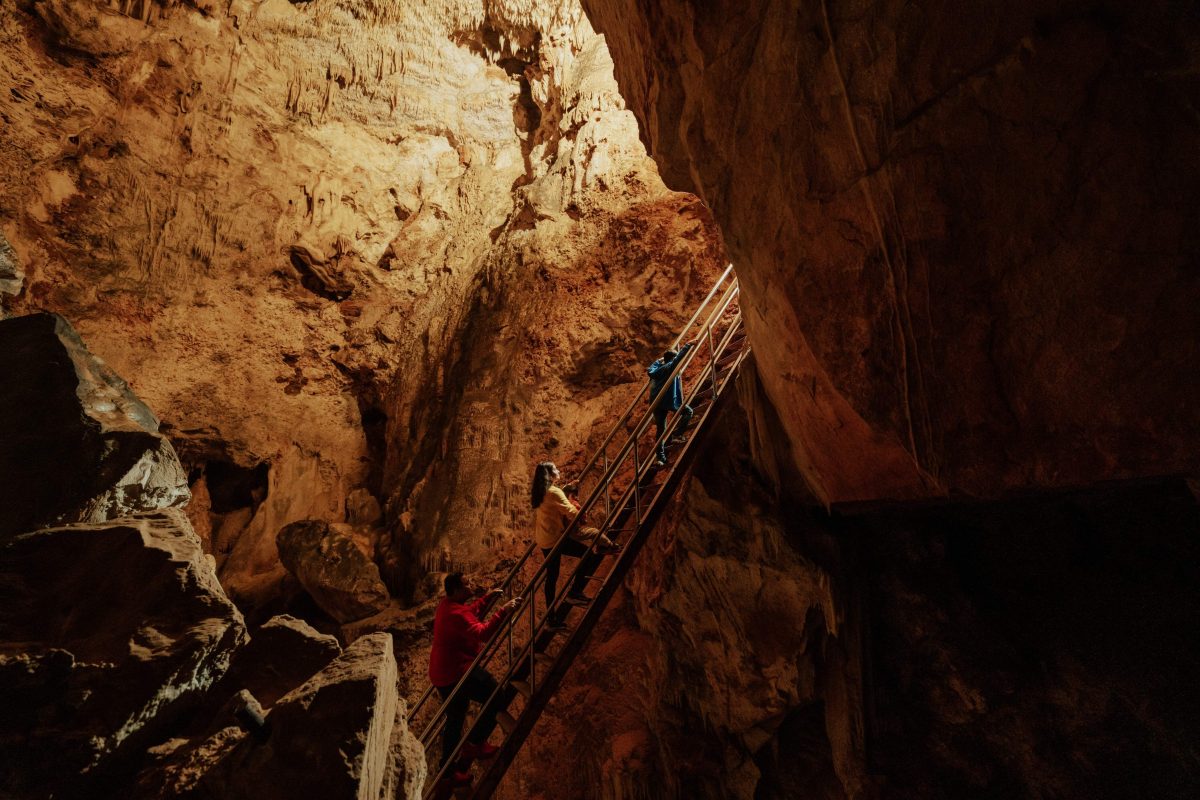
[0, 313, 190, 539]
[581, 0, 1200, 504]
[0, 509, 246, 798]
[0, 0, 723, 604]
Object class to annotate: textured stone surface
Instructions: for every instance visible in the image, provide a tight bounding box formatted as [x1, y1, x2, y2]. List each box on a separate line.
[582, 0, 1200, 503]
[0, 509, 246, 798]
[0, 228, 20, 296]
[0, 313, 190, 541]
[277, 519, 391, 623]
[498, 392, 857, 800]
[225, 614, 342, 709]
[199, 632, 415, 800]
[0, 0, 722, 606]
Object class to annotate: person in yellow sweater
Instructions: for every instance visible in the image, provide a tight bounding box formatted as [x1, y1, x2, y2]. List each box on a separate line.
[530, 461, 618, 627]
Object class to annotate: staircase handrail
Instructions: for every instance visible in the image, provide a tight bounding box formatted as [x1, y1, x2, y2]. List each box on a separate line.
[423, 306, 749, 792]
[408, 266, 737, 721]
[420, 301, 748, 794]
[413, 277, 739, 742]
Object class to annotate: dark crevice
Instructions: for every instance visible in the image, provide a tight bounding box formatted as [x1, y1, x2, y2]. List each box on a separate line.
[205, 460, 269, 514]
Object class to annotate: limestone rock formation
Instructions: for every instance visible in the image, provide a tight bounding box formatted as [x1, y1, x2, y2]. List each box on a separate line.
[583, 0, 1200, 503]
[199, 632, 423, 800]
[277, 519, 391, 622]
[0, 0, 723, 607]
[0, 313, 190, 540]
[0, 229, 20, 297]
[222, 614, 342, 708]
[133, 616, 345, 798]
[0, 508, 246, 799]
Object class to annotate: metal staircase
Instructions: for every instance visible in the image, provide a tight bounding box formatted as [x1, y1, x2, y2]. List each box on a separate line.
[409, 265, 751, 799]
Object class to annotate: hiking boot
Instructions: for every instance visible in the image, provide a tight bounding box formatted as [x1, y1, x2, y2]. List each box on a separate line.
[461, 741, 499, 760]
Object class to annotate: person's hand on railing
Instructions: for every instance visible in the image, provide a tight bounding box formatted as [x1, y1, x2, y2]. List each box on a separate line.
[562, 480, 579, 496]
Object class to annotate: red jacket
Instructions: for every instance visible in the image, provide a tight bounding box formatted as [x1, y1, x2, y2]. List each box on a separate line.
[429, 595, 510, 687]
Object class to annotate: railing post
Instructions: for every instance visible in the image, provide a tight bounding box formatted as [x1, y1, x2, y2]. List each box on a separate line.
[413, 272, 746, 786]
[707, 322, 719, 399]
[632, 439, 642, 522]
[603, 451, 611, 518]
[529, 590, 536, 694]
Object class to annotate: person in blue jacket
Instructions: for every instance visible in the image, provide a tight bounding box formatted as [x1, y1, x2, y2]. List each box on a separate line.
[647, 341, 695, 465]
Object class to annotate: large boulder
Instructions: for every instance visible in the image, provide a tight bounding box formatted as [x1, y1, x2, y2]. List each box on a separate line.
[132, 615, 341, 799]
[276, 520, 390, 623]
[200, 632, 425, 800]
[0, 313, 190, 541]
[0, 509, 247, 798]
[225, 614, 342, 709]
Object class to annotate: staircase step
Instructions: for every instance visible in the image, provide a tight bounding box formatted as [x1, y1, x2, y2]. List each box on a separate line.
[510, 680, 532, 699]
[495, 710, 518, 735]
[543, 621, 571, 636]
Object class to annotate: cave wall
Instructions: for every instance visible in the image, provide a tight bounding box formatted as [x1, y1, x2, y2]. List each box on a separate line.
[494, 2, 1200, 797]
[0, 0, 725, 606]
[580, 0, 1200, 504]
[856, 478, 1200, 799]
[496, 368, 865, 800]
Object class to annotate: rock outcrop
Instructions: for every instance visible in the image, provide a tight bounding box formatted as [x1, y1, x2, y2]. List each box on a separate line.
[0, 0, 724, 607]
[0, 313, 190, 540]
[0, 229, 20, 297]
[221, 614, 342, 709]
[582, 0, 1200, 503]
[199, 632, 422, 800]
[277, 519, 391, 623]
[0, 508, 246, 799]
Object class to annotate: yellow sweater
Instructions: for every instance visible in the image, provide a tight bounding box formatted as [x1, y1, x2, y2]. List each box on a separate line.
[534, 486, 577, 548]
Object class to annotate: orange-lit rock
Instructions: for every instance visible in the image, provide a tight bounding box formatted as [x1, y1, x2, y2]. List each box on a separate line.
[276, 519, 390, 622]
[0, 313, 190, 539]
[0, 0, 724, 609]
[582, 0, 1200, 504]
[198, 632, 420, 800]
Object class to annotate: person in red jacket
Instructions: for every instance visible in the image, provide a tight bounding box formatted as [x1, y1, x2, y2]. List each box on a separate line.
[429, 572, 518, 776]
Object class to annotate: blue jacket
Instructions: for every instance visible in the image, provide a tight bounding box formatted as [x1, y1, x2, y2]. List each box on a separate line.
[647, 343, 693, 412]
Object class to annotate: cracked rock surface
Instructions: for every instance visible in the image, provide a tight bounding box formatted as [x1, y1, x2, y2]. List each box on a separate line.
[0, 312, 190, 540]
[583, 0, 1200, 503]
[0, 508, 246, 798]
[0, 0, 723, 609]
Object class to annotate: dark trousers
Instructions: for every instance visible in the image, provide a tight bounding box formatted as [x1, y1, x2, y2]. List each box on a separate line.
[654, 404, 693, 460]
[542, 538, 597, 622]
[436, 668, 499, 767]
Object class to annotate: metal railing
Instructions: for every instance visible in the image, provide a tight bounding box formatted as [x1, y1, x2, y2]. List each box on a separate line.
[411, 265, 750, 796]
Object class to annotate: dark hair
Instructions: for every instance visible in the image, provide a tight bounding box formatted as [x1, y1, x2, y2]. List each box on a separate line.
[444, 572, 466, 596]
[531, 461, 556, 509]
[662, 348, 678, 361]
